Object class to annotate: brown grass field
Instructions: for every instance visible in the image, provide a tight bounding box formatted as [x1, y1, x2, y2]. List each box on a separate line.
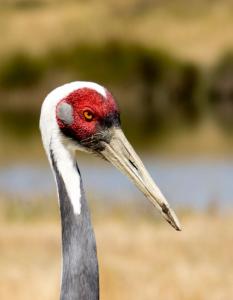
[0, 202, 232, 300]
[0, 0, 233, 65]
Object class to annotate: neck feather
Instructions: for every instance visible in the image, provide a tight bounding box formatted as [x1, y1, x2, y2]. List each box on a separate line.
[49, 143, 99, 300]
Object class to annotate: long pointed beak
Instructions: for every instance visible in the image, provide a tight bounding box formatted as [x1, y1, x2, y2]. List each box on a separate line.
[100, 128, 181, 231]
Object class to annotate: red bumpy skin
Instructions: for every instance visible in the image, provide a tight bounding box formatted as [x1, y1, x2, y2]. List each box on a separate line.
[56, 88, 119, 141]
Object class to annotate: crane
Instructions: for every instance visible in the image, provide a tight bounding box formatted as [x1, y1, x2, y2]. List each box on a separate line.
[39, 81, 181, 300]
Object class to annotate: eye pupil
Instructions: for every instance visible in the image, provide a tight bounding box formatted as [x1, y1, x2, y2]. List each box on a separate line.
[83, 110, 93, 121]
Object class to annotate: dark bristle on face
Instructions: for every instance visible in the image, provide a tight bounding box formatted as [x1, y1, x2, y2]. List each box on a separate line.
[83, 115, 120, 152]
[100, 111, 121, 129]
[60, 110, 120, 152]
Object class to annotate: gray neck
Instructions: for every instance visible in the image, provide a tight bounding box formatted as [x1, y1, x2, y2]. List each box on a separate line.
[50, 150, 99, 300]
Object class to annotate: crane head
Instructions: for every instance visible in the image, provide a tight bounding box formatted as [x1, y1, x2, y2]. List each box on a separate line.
[56, 86, 120, 152]
[43, 81, 181, 231]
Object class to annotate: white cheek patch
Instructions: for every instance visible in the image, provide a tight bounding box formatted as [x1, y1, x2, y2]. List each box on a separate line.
[52, 137, 81, 215]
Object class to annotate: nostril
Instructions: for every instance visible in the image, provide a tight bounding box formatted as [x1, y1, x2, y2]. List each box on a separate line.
[129, 159, 138, 171]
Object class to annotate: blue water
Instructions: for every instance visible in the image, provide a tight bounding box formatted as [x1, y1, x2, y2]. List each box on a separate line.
[0, 158, 232, 209]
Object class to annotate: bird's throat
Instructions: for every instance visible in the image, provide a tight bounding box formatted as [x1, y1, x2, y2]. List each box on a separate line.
[50, 149, 99, 300]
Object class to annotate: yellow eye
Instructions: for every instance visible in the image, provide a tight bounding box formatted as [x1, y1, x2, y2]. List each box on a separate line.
[83, 110, 94, 121]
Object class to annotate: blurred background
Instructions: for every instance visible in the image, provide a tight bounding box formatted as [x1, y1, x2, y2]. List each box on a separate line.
[0, 0, 233, 299]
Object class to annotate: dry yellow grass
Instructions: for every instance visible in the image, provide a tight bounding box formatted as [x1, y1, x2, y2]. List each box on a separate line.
[0, 1, 233, 65]
[0, 212, 232, 300]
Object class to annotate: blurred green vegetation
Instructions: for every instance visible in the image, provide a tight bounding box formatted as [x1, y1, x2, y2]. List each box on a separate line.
[0, 42, 232, 143]
[0, 0, 232, 159]
[0, 53, 43, 88]
[208, 52, 233, 131]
